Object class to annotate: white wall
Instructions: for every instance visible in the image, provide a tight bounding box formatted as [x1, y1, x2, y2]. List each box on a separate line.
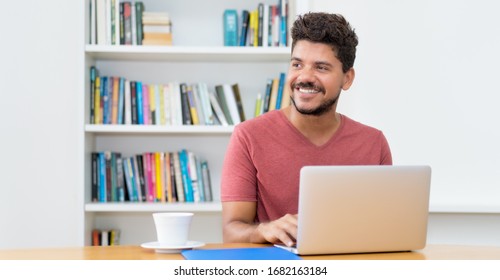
[0, 0, 82, 249]
[309, 0, 500, 210]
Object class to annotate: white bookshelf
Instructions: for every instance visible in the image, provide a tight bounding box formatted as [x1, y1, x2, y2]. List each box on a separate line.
[82, 0, 308, 246]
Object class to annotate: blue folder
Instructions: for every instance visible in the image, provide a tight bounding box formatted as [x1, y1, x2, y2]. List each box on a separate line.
[181, 247, 302, 260]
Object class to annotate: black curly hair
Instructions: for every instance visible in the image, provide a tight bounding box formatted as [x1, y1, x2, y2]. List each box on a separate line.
[291, 12, 358, 73]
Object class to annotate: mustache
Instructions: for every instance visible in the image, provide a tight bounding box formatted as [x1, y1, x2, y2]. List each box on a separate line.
[292, 82, 324, 92]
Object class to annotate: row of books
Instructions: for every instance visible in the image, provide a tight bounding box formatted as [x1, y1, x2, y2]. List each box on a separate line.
[91, 150, 213, 203]
[89, 0, 172, 46]
[255, 72, 290, 117]
[223, 1, 289, 47]
[89, 66, 246, 126]
[92, 229, 120, 246]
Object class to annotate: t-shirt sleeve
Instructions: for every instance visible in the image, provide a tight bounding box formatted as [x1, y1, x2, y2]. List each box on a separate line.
[220, 125, 258, 202]
[379, 132, 393, 165]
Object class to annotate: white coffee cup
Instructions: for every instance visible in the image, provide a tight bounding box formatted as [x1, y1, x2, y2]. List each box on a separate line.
[153, 212, 193, 246]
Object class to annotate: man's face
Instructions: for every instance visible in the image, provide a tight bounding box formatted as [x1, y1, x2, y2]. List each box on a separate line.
[287, 40, 354, 116]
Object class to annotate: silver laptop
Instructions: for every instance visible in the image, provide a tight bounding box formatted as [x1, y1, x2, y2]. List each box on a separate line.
[276, 165, 431, 255]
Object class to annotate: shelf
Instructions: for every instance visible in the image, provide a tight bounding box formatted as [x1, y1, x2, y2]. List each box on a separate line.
[85, 202, 222, 213]
[85, 45, 292, 62]
[85, 124, 234, 135]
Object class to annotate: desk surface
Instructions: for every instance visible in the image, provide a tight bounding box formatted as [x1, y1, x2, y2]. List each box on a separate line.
[1, 243, 500, 260]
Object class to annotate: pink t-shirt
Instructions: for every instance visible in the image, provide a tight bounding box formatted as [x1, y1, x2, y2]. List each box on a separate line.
[221, 110, 392, 223]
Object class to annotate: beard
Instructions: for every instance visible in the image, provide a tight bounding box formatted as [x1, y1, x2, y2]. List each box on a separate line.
[290, 81, 339, 116]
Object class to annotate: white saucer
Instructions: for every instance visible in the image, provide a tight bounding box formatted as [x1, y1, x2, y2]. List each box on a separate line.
[141, 240, 205, 254]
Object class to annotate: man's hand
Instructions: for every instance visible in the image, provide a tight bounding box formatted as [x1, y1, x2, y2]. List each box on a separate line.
[255, 214, 298, 246]
[222, 201, 298, 245]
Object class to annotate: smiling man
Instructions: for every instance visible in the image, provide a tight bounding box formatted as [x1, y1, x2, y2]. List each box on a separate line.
[220, 12, 392, 246]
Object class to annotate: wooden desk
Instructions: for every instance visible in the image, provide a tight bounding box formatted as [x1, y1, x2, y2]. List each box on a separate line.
[1, 243, 500, 260]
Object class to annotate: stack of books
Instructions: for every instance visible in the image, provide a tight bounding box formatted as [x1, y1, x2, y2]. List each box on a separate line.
[142, 12, 172, 45]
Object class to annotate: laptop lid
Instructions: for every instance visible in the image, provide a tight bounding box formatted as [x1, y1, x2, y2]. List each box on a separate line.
[292, 165, 431, 255]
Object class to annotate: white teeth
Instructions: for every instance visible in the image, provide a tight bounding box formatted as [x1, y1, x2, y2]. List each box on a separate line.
[298, 87, 319, 94]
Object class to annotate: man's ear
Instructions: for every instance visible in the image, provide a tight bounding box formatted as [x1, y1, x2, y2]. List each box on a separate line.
[342, 68, 355, 90]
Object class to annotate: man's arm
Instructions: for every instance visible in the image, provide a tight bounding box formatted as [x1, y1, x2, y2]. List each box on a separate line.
[222, 201, 298, 246]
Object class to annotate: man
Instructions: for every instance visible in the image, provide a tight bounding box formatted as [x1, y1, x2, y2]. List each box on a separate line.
[221, 13, 392, 247]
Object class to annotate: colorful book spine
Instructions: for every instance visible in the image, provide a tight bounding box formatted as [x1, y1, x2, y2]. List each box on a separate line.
[117, 77, 125, 124]
[223, 9, 238, 46]
[179, 150, 194, 202]
[136, 81, 144, 124]
[275, 72, 286, 110]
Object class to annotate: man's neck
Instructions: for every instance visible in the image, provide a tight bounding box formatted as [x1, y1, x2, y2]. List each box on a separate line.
[283, 106, 342, 147]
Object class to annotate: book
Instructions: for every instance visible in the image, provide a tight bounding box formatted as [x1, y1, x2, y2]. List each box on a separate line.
[195, 154, 205, 202]
[148, 84, 156, 124]
[274, 72, 286, 110]
[163, 84, 172, 125]
[90, 66, 97, 123]
[135, 155, 146, 202]
[130, 81, 137, 124]
[136, 81, 144, 124]
[179, 150, 194, 202]
[98, 152, 106, 202]
[149, 152, 157, 201]
[135, 2, 144, 45]
[169, 152, 178, 202]
[279, 0, 288, 46]
[90, 0, 97, 44]
[154, 84, 161, 125]
[197, 83, 215, 125]
[123, 1, 132, 45]
[192, 84, 205, 125]
[164, 152, 173, 202]
[262, 78, 273, 113]
[96, 0, 107, 45]
[172, 152, 185, 202]
[154, 152, 163, 201]
[124, 79, 131, 124]
[115, 153, 125, 202]
[104, 151, 113, 202]
[91, 152, 98, 202]
[250, 9, 259, 47]
[232, 83, 245, 122]
[110, 152, 117, 201]
[186, 85, 200, 125]
[131, 156, 143, 201]
[142, 153, 153, 202]
[254, 93, 262, 117]
[280, 79, 291, 109]
[158, 85, 166, 125]
[201, 161, 213, 201]
[92, 229, 100, 246]
[268, 77, 279, 111]
[239, 10, 250, 46]
[180, 83, 192, 125]
[142, 83, 150, 125]
[257, 3, 264, 46]
[187, 151, 200, 202]
[223, 84, 241, 125]
[117, 77, 125, 124]
[214, 85, 233, 125]
[223, 9, 238, 46]
[110, 0, 117, 45]
[130, 1, 137, 45]
[94, 76, 101, 124]
[111, 77, 119, 124]
[208, 91, 228, 126]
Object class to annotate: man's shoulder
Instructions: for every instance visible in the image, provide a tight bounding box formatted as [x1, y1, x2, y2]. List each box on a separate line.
[236, 110, 283, 131]
[341, 114, 383, 134]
